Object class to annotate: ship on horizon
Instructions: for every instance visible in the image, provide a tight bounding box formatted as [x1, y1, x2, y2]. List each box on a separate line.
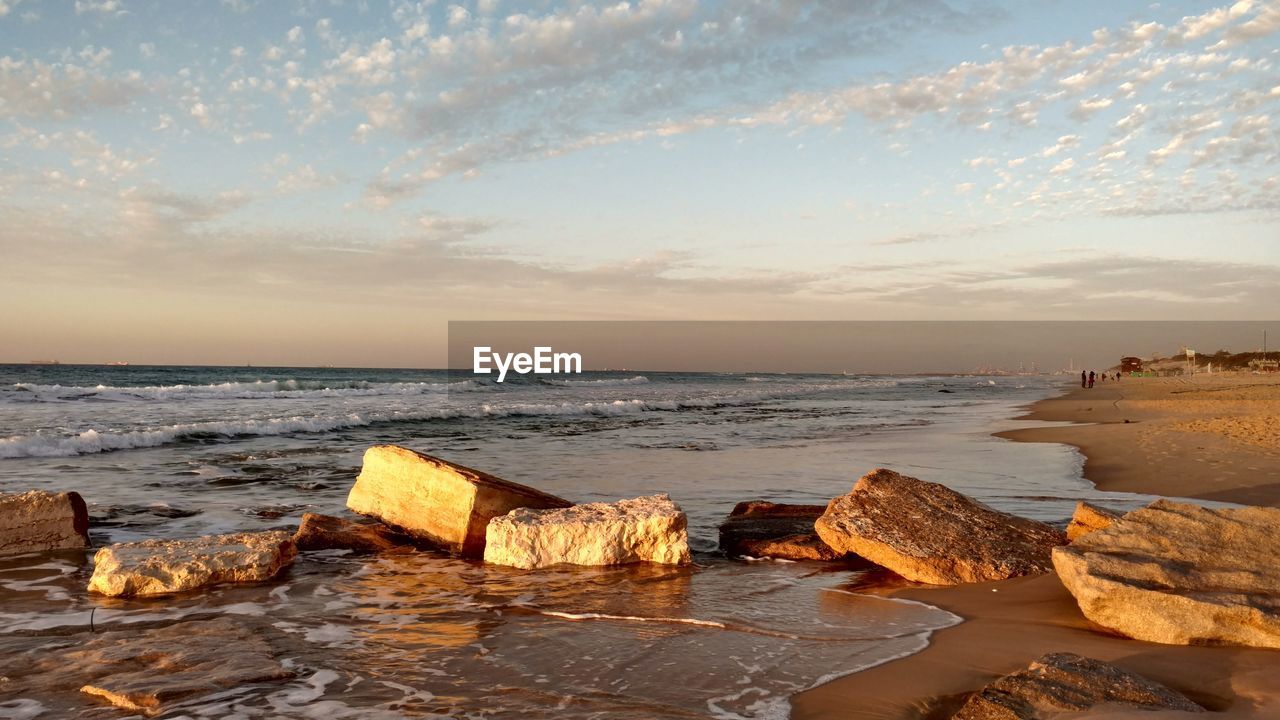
[28, 359, 60, 365]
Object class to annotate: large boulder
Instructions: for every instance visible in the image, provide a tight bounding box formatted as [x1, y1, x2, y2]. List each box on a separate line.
[347, 445, 571, 557]
[1065, 501, 1121, 542]
[815, 469, 1066, 585]
[1053, 499, 1280, 648]
[69, 618, 291, 715]
[293, 512, 411, 553]
[952, 652, 1203, 719]
[88, 531, 296, 597]
[0, 490, 90, 556]
[718, 501, 842, 561]
[484, 494, 692, 569]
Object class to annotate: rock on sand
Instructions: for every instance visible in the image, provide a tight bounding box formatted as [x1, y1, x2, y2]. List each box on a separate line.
[1065, 501, 1121, 542]
[484, 494, 691, 569]
[1053, 499, 1280, 648]
[347, 445, 571, 557]
[88, 530, 296, 597]
[815, 469, 1066, 585]
[718, 501, 842, 561]
[952, 652, 1203, 719]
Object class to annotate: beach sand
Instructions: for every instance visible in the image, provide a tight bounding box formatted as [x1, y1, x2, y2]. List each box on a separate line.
[790, 374, 1280, 720]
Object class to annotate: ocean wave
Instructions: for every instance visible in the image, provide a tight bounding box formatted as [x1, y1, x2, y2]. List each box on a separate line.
[540, 375, 649, 387]
[4, 379, 482, 403]
[0, 400, 677, 458]
[0, 380, 907, 458]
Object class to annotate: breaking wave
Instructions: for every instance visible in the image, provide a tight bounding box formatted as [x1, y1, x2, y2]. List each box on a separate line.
[4, 379, 484, 403]
[540, 375, 649, 387]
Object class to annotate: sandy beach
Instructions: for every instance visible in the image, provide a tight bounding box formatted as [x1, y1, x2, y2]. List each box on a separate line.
[791, 374, 1280, 720]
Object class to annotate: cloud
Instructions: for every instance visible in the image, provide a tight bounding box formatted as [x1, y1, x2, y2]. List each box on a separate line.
[74, 0, 124, 16]
[0, 57, 145, 119]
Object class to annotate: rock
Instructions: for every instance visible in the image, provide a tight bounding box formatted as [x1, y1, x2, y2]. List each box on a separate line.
[68, 618, 291, 715]
[1053, 499, 1280, 648]
[88, 530, 296, 597]
[1065, 501, 1121, 542]
[952, 652, 1203, 719]
[0, 490, 90, 556]
[484, 494, 692, 569]
[346, 445, 572, 557]
[814, 469, 1066, 585]
[718, 501, 842, 560]
[293, 512, 412, 553]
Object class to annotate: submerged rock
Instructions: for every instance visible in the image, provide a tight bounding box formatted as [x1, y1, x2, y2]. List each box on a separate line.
[1053, 499, 1280, 648]
[952, 652, 1203, 719]
[68, 618, 292, 715]
[346, 445, 571, 557]
[815, 469, 1066, 585]
[293, 512, 411, 553]
[1065, 501, 1121, 542]
[484, 494, 692, 569]
[0, 490, 90, 557]
[88, 530, 296, 597]
[718, 501, 842, 561]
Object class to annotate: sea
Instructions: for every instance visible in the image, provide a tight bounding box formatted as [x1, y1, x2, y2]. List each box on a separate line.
[0, 365, 1161, 719]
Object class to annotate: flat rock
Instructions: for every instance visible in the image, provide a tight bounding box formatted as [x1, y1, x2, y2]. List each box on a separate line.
[0, 490, 90, 556]
[484, 494, 692, 569]
[1065, 501, 1121, 542]
[88, 530, 296, 597]
[718, 501, 842, 560]
[347, 445, 571, 557]
[952, 652, 1203, 719]
[1053, 499, 1280, 648]
[293, 512, 411, 553]
[66, 618, 291, 715]
[815, 469, 1066, 585]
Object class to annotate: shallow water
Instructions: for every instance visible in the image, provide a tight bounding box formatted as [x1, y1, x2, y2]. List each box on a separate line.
[0, 367, 1159, 718]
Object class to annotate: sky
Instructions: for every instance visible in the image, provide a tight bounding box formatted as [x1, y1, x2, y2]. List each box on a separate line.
[1, 0, 1278, 366]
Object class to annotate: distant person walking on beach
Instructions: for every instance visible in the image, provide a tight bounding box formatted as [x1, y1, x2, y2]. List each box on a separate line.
[1081, 371, 1087, 388]
[1088, 371, 1096, 388]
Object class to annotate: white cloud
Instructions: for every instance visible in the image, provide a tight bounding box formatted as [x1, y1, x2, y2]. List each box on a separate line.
[74, 0, 124, 16]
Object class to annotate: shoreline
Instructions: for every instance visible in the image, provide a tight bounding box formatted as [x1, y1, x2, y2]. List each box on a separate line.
[790, 375, 1280, 720]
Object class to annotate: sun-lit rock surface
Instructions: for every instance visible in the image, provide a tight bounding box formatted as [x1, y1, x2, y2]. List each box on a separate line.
[293, 512, 411, 553]
[484, 494, 692, 569]
[0, 490, 90, 556]
[952, 652, 1203, 719]
[1054, 499, 1280, 648]
[718, 501, 843, 561]
[88, 530, 296, 597]
[815, 469, 1066, 585]
[1065, 501, 1121, 542]
[69, 618, 292, 715]
[346, 445, 571, 557]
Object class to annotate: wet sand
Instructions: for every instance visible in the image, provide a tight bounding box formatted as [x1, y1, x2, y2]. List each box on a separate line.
[791, 374, 1280, 720]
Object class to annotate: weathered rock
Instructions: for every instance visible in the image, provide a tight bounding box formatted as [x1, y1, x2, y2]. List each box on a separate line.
[1065, 501, 1121, 542]
[1053, 499, 1280, 648]
[718, 501, 842, 560]
[347, 445, 571, 557]
[293, 512, 411, 553]
[952, 652, 1203, 719]
[484, 494, 692, 569]
[68, 618, 292, 715]
[88, 530, 296, 597]
[0, 490, 90, 556]
[815, 469, 1066, 585]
